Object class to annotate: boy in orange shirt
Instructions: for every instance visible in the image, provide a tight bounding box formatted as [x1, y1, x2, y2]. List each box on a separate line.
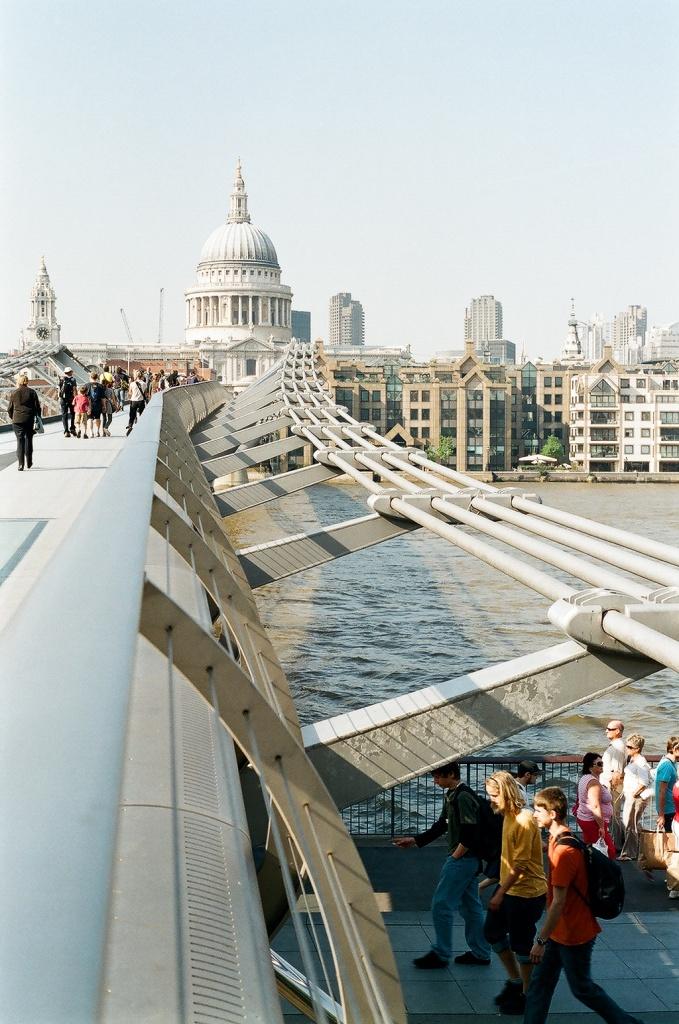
[525, 787, 642, 1024]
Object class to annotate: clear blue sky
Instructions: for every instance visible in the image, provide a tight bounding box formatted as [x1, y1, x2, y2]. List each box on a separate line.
[1, 0, 677, 359]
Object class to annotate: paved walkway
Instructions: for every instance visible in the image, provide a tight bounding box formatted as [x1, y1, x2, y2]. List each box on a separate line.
[275, 843, 679, 1022]
[0, 411, 127, 624]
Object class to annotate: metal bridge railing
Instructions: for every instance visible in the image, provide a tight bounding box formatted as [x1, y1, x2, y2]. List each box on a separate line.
[342, 755, 663, 838]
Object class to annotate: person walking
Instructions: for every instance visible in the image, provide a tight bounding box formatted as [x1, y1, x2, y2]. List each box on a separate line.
[113, 369, 127, 412]
[394, 761, 491, 969]
[514, 760, 541, 805]
[7, 372, 41, 471]
[655, 735, 679, 834]
[575, 753, 616, 859]
[58, 367, 77, 437]
[126, 370, 149, 436]
[73, 386, 91, 438]
[101, 380, 117, 436]
[483, 771, 547, 1016]
[619, 734, 652, 862]
[525, 786, 642, 1024]
[86, 372, 106, 438]
[668, 778, 679, 900]
[601, 720, 625, 850]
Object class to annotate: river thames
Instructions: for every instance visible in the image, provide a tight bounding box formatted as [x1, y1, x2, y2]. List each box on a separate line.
[226, 482, 679, 757]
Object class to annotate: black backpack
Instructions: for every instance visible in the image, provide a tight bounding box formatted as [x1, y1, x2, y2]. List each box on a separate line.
[59, 376, 77, 402]
[450, 783, 502, 866]
[556, 834, 624, 920]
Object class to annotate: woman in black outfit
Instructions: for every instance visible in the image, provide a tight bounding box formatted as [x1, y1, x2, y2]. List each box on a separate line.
[7, 372, 42, 470]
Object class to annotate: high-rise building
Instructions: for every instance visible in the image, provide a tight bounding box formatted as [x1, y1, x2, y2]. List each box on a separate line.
[643, 322, 679, 361]
[464, 295, 503, 348]
[291, 309, 311, 342]
[329, 292, 365, 348]
[612, 305, 647, 365]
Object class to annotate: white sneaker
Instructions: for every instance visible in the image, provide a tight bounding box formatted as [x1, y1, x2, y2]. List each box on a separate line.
[669, 890, 679, 899]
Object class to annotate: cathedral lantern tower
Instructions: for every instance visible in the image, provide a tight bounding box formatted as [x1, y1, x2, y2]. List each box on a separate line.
[22, 256, 61, 349]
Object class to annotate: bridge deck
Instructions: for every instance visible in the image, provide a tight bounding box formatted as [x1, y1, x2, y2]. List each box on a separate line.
[0, 411, 127, 624]
[276, 843, 678, 1022]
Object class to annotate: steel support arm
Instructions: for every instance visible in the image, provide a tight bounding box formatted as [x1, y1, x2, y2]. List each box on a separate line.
[195, 414, 295, 462]
[238, 512, 419, 588]
[214, 463, 344, 516]
[203, 433, 306, 481]
[303, 641, 659, 808]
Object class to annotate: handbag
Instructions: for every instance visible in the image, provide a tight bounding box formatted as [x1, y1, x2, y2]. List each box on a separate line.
[34, 413, 45, 434]
[638, 827, 672, 871]
[592, 836, 610, 858]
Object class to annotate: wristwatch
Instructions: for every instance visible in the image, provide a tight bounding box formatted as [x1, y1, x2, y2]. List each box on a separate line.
[536, 937, 547, 947]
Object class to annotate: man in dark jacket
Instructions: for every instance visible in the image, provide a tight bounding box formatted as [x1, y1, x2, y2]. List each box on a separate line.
[59, 367, 77, 436]
[394, 761, 492, 968]
[7, 372, 42, 470]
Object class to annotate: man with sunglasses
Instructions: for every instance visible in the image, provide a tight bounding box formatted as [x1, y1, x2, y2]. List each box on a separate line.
[601, 720, 625, 850]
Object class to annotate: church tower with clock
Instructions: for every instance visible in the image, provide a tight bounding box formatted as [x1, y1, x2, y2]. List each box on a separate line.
[21, 256, 61, 349]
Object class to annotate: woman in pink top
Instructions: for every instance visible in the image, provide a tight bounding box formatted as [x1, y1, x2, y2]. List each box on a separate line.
[576, 751, 616, 858]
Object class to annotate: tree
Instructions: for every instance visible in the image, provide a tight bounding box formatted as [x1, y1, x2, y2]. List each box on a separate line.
[541, 434, 564, 462]
[425, 436, 455, 464]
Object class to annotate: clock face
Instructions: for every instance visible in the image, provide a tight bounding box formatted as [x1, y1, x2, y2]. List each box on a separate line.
[36, 325, 50, 340]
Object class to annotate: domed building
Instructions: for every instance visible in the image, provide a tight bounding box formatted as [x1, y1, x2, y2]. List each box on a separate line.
[185, 161, 293, 385]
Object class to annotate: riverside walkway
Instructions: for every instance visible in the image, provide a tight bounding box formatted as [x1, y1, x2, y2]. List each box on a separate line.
[275, 843, 679, 1022]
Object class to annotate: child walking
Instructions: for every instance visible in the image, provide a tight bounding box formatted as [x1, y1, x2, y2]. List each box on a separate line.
[74, 386, 91, 438]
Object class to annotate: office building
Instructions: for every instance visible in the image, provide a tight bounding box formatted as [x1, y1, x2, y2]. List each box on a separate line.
[291, 310, 311, 342]
[329, 293, 365, 348]
[611, 305, 647, 365]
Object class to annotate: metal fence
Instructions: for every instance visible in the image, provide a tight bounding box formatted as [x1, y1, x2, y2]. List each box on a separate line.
[341, 755, 662, 837]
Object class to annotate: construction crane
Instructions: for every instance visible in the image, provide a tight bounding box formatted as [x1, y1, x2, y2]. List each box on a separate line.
[120, 308, 134, 375]
[157, 287, 164, 346]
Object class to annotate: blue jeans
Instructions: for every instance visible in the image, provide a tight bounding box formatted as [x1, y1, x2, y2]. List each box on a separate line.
[430, 855, 490, 962]
[524, 938, 642, 1023]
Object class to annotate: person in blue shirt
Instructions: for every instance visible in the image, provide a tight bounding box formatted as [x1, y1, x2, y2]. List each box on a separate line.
[655, 736, 679, 833]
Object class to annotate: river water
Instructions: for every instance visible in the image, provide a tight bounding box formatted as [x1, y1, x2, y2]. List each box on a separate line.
[226, 482, 679, 758]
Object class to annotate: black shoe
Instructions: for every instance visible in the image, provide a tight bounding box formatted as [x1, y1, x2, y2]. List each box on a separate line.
[413, 951, 448, 969]
[18, 466, 23, 471]
[125, 425, 132, 436]
[498, 989, 525, 1015]
[454, 951, 491, 965]
[64, 431, 70, 437]
[495, 981, 522, 1006]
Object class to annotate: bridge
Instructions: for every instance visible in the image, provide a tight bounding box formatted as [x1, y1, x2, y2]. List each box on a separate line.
[1, 341, 678, 1023]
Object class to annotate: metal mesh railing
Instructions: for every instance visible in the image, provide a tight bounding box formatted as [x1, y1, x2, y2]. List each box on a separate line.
[341, 755, 662, 837]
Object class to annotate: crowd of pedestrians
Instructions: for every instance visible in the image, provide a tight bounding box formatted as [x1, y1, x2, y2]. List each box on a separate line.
[6, 363, 203, 470]
[394, 715, 679, 1021]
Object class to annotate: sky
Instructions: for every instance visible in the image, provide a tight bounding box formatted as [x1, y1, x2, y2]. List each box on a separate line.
[1, 0, 678, 361]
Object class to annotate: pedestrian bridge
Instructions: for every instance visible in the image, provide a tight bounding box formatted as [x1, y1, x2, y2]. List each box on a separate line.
[1, 341, 678, 1023]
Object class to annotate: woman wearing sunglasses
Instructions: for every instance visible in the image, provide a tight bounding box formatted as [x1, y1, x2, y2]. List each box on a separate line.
[619, 733, 652, 862]
[575, 752, 616, 858]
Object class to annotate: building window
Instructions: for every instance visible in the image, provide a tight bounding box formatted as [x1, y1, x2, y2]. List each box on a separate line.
[360, 407, 370, 421]
[421, 390, 430, 402]
[641, 412, 651, 421]
[410, 408, 419, 420]
[624, 412, 634, 421]
[410, 390, 419, 401]
[554, 394, 562, 405]
[246, 358, 257, 375]
[641, 445, 650, 454]
[421, 407, 430, 420]
[421, 427, 430, 439]
[554, 377, 562, 387]
[636, 396, 645, 404]
[544, 411, 553, 423]
[620, 379, 629, 389]
[544, 377, 552, 387]
[544, 395, 552, 405]
[372, 390, 380, 402]
[624, 445, 634, 454]
[554, 412, 562, 423]
[411, 427, 419, 438]
[624, 429, 633, 438]
[371, 409, 381, 421]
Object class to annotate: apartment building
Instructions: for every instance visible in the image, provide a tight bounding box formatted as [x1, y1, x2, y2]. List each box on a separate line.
[569, 351, 679, 472]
